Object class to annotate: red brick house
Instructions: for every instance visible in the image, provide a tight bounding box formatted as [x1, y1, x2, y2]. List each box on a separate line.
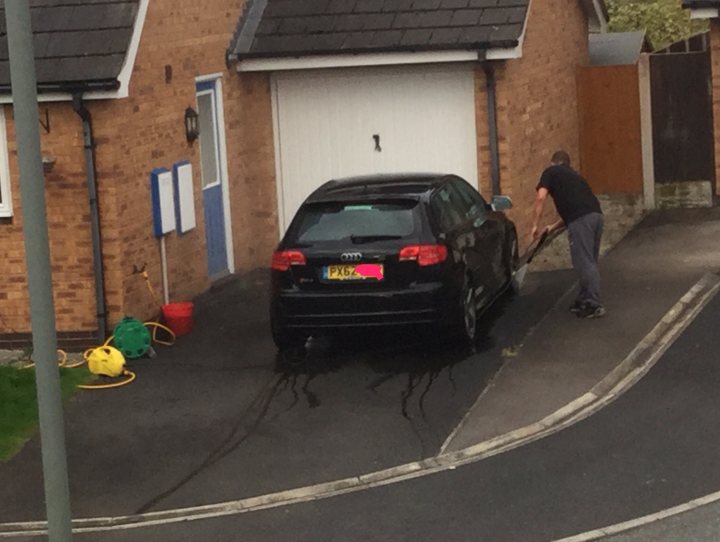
[0, 0, 606, 347]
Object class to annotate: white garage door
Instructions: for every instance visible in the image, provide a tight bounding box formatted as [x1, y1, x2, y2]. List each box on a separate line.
[272, 64, 479, 231]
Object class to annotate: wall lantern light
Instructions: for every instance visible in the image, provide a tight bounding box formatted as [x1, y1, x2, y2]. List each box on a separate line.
[184, 106, 199, 144]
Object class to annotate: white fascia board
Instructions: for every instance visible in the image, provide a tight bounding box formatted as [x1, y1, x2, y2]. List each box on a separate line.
[486, 45, 522, 60]
[0, 0, 148, 104]
[112, 0, 149, 98]
[690, 7, 719, 19]
[238, 50, 481, 72]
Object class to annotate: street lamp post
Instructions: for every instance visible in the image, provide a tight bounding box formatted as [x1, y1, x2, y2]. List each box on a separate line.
[4, 1, 74, 540]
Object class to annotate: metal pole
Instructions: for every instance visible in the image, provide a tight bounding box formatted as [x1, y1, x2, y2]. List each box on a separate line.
[4, 2, 74, 541]
[160, 236, 170, 305]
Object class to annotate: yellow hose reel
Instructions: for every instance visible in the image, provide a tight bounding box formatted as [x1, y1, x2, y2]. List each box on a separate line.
[85, 346, 126, 377]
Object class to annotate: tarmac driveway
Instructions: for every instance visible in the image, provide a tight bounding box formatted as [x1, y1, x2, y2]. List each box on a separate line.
[0, 268, 572, 522]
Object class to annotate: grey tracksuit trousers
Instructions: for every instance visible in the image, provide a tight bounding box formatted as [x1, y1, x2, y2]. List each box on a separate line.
[567, 212, 604, 307]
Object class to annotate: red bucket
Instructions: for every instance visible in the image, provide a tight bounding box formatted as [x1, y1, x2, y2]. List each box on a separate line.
[162, 302, 194, 337]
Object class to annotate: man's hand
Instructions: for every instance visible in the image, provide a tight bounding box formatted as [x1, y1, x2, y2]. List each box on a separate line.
[531, 224, 540, 242]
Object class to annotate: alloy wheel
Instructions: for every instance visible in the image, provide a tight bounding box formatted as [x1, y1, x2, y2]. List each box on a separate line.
[463, 280, 477, 342]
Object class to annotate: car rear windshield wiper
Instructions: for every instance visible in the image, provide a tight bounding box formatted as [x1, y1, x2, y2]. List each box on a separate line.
[350, 234, 404, 244]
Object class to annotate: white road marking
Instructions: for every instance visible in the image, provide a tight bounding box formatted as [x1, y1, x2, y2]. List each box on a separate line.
[553, 490, 720, 541]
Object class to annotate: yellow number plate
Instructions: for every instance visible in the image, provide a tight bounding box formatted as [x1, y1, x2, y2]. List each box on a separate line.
[325, 264, 384, 281]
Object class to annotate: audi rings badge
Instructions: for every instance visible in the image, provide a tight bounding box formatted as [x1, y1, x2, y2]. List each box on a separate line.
[340, 252, 362, 262]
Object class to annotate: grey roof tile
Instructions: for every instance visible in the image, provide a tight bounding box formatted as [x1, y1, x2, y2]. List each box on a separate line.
[468, 0, 498, 7]
[488, 22, 522, 41]
[392, 12, 421, 28]
[400, 28, 433, 45]
[354, 0, 385, 11]
[506, 6, 527, 23]
[479, 9, 510, 24]
[382, 0, 414, 10]
[327, 0, 357, 13]
[362, 13, 396, 28]
[278, 17, 310, 34]
[231, 0, 527, 58]
[304, 15, 340, 33]
[256, 18, 282, 35]
[0, 0, 138, 90]
[417, 10, 454, 27]
[335, 14, 368, 31]
[341, 31, 372, 48]
[449, 9, 482, 25]
[429, 27, 462, 44]
[440, 0, 470, 7]
[264, 0, 329, 17]
[460, 25, 492, 43]
[370, 29, 404, 46]
[412, 0, 442, 9]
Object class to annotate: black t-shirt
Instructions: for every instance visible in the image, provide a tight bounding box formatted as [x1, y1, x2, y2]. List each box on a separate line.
[536, 165, 601, 225]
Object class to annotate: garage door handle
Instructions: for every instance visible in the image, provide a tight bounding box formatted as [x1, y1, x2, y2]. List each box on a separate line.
[373, 134, 382, 152]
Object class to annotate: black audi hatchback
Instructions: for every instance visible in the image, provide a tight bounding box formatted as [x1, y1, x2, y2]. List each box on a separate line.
[270, 174, 518, 349]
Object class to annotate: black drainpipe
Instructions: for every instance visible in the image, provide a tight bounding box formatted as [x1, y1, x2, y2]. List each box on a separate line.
[72, 93, 107, 341]
[482, 62, 502, 196]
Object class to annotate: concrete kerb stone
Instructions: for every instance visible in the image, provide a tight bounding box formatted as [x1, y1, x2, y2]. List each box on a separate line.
[2, 273, 719, 539]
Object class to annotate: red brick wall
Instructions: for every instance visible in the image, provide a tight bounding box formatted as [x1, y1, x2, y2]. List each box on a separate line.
[85, 0, 279, 326]
[493, 0, 589, 250]
[0, 104, 99, 336]
[711, 20, 720, 194]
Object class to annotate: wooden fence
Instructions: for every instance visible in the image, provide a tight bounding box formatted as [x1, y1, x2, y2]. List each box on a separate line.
[576, 64, 643, 194]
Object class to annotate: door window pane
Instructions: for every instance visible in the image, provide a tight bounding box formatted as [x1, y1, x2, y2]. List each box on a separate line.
[197, 93, 219, 188]
[451, 179, 488, 222]
[431, 186, 467, 231]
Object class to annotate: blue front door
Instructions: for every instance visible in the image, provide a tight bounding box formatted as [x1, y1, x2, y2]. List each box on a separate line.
[197, 81, 229, 277]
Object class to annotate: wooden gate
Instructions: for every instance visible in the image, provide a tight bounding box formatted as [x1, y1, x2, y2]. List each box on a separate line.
[650, 51, 714, 184]
[577, 65, 643, 193]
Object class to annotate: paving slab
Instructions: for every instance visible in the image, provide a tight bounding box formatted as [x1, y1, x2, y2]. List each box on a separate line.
[444, 207, 720, 451]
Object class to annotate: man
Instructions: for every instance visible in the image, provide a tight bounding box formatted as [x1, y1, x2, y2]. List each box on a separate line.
[532, 150, 605, 318]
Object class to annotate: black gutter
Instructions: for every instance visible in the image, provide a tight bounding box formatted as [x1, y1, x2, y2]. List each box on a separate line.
[72, 93, 108, 342]
[482, 62, 502, 196]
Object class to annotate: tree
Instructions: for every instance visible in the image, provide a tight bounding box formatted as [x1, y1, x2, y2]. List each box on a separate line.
[607, 0, 708, 50]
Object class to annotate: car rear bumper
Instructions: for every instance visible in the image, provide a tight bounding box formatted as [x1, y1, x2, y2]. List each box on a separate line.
[272, 281, 459, 330]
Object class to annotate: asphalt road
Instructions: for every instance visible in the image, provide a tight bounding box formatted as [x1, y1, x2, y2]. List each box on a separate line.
[68, 277, 720, 542]
[0, 269, 573, 522]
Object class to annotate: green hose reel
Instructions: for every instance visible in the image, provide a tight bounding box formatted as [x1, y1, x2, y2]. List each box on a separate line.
[112, 316, 151, 359]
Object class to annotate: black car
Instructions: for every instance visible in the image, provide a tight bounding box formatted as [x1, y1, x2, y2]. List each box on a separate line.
[270, 173, 518, 349]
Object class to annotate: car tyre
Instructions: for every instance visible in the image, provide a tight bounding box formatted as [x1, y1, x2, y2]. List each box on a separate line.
[506, 230, 521, 295]
[270, 314, 308, 350]
[460, 276, 478, 344]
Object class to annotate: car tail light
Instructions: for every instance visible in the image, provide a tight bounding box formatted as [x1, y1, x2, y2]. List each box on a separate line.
[399, 244, 448, 266]
[271, 250, 306, 271]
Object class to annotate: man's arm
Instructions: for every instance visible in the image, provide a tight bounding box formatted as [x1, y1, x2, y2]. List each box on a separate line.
[531, 187, 549, 241]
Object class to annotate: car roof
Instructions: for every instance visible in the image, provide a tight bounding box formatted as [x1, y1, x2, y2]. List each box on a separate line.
[305, 173, 451, 203]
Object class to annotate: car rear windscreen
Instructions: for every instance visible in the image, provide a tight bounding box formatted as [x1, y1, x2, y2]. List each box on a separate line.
[293, 200, 419, 243]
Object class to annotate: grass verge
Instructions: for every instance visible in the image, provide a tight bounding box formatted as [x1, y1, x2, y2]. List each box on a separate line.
[0, 365, 91, 462]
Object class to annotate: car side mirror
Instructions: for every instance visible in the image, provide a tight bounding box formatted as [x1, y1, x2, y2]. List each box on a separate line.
[491, 195, 513, 211]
